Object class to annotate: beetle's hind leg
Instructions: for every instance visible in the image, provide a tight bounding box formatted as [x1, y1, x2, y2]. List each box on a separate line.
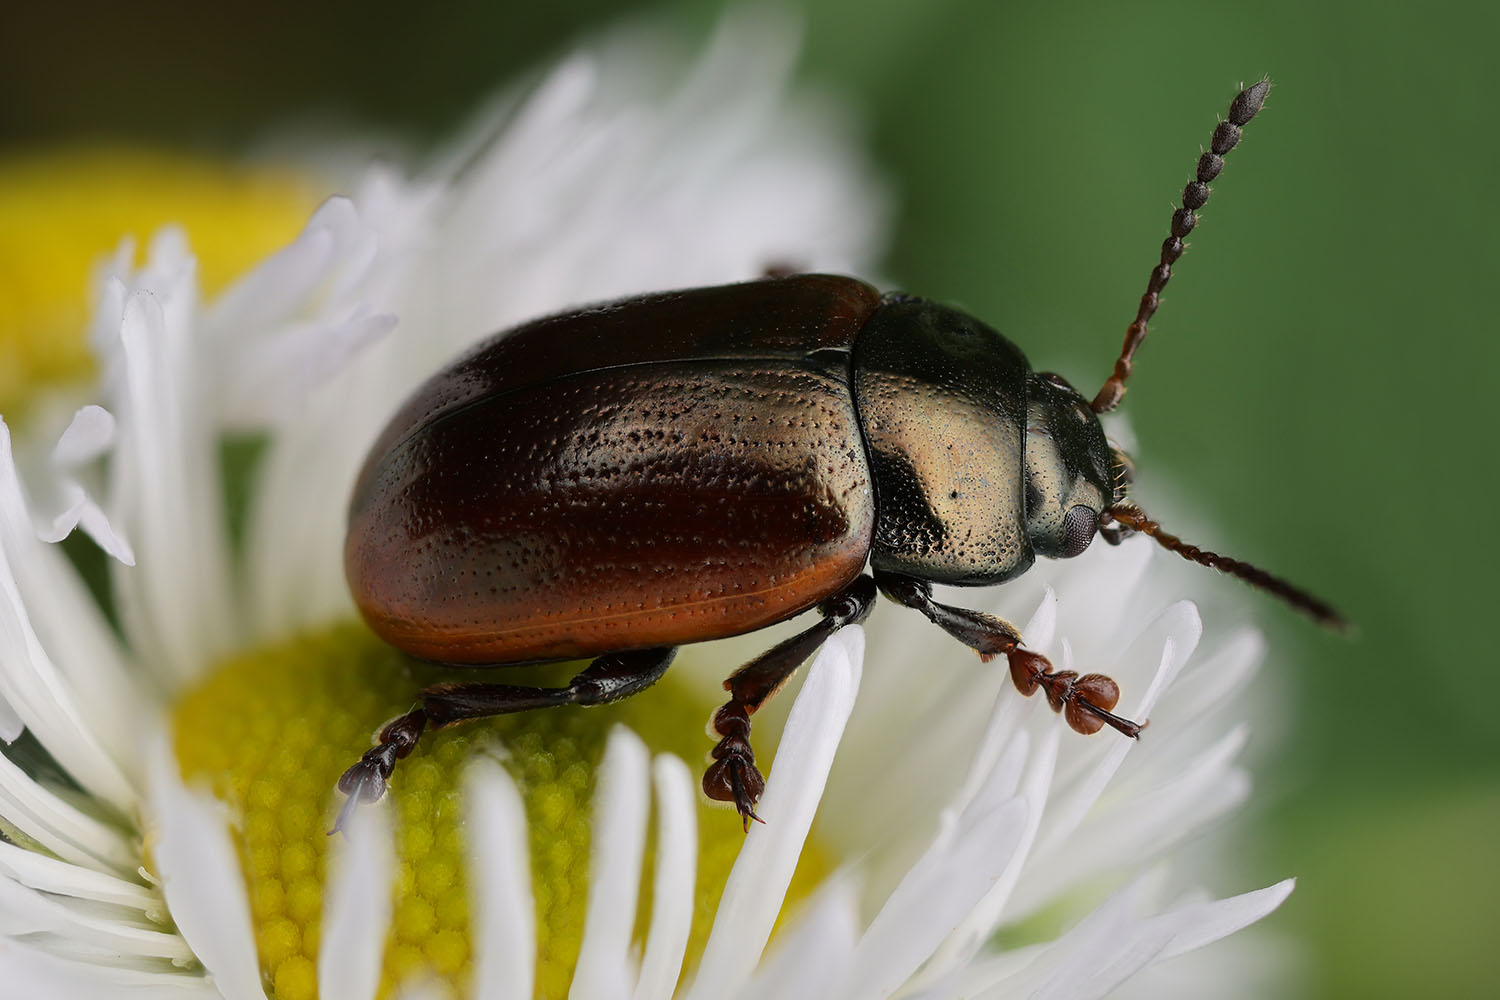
[873, 572, 1143, 738]
[704, 574, 877, 830]
[330, 646, 676, 834]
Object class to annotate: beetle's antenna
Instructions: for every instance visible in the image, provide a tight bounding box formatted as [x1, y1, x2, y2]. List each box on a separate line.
[1104, 503, 1348, 630]
[1091, 79, 1271, 414]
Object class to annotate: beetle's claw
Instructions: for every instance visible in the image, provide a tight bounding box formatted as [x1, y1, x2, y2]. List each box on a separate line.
[328, 757, 388, 836]
[702, 755, 766, 831]
[728, 759, 765, 830]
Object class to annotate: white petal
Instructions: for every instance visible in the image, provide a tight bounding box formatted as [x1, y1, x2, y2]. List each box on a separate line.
[974, 872, 1162, 998]
[217, 307, 397, 430]
[824, 588, 1056, 849]
[570, 726, 650, 1000]
[685, 625, 864, 1000]
[947, 688, 1029, 818]
[0, 535, 139, 811]
[1014, 732, 1251, 917]
[205, 215, 336, 336]
[465, 755, 535, 1000]
[318, 803, 395, 1000]
[1150, 878, 1295, 961]
[1034, 876, 1296, 1000]
[927, 726, 1061, 978]
[632, 754, 697, 1000]
[1149, 627, 1264, 739]
[0, 693, 19, 742]
[242, 395, 365, 636]
[0, 419, 151, 781]
[110, 290, 238, 684]
[0, 872, 192, 961]
[842, 796, 1030, 1000]
[1050, 536, 1155, 649]
[731, 877, 860, 1000]
[74, 495, 137, 565]
[393, 982, 449, 1000]
[146, 737, 267, 1000]
[0, 838, 158, 911]
[0, 734, 135, 872]
[51, 406, 116, 467]
[1029, 602, 1202, 868]
[0, 937, 218, 998]
[37, 480, 136, 566]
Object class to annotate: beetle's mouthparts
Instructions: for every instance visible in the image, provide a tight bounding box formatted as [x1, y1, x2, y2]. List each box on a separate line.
[1102, 503, 1349, 631]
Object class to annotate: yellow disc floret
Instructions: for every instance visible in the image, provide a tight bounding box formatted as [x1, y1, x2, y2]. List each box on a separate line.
[173, 622, 830, 999]
[0, 147, 313, 417]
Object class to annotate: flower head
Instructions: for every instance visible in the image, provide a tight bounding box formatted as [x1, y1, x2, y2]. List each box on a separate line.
[0, 10, 1291, 999]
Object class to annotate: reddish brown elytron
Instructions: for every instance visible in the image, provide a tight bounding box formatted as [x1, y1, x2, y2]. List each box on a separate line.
[345, 276, 882, 664]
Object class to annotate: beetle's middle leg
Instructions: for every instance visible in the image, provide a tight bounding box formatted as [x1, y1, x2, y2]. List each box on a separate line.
[704, 574, 877, 829]
[331, 646, 676, 834]
[873, 572, 1143, 738]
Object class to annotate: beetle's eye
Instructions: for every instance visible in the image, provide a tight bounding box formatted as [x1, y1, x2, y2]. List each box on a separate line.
[1062, 505, 1098, 557]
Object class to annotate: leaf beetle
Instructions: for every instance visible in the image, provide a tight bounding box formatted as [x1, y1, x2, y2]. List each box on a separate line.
[334, 80, 1343, 832]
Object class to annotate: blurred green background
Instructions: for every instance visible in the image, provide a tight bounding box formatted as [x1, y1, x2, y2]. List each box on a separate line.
[3, 0, 1495, 996]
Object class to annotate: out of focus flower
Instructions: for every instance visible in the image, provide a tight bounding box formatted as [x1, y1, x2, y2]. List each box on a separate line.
[0, 148, 315, 416]
[0, 10, 1289, 999]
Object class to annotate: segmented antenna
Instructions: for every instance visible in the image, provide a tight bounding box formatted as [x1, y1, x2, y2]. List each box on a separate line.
[1091, 79, 1271, 414]
[1104, 503, 1349, 630]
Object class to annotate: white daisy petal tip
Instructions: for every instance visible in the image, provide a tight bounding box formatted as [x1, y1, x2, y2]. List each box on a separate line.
[572, 725, 652, 1000]
[37, 482, 136, 566]
[144, 734, 267, 1000]
[633, 753, 697, 1000]
[464, 755, 535, 1000]
[51, 406, 116, 468]
[1155, 877, 1296, 962]
[318, 801, 395, 1000]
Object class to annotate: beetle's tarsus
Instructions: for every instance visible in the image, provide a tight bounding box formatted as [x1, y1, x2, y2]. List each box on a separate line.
[1007, 650, 1144, 738]
[328, 774, 373, 836]
[728, 761, 765, 831]
[329, 757, 388, 836]
[329, 708, 426, 835]
[703, 749, 766, 828]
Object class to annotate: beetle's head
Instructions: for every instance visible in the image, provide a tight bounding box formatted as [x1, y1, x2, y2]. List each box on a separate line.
[1022, 372, 1116, 559]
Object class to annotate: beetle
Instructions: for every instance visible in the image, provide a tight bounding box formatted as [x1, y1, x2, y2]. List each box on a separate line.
[333, 80, 1343, 833]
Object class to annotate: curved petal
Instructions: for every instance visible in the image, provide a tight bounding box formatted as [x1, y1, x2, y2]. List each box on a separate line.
[317, 804, 395, 1000]
[570, 727, 651, 1000]
[146, 737, 267, 1000]
[685, 626, 864, 1000]
[466, 756, 536, 1000]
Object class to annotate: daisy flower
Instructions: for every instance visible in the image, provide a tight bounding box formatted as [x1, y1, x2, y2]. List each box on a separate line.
[0, 9, 1293, 999]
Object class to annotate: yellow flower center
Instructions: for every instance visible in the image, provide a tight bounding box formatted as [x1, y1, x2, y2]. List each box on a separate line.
[173, 622, 830, 999]
[0, 148, 314, 417]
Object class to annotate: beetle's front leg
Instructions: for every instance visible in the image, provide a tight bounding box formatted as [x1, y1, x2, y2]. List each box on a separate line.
[874, 572, 1142, 738]
[704, 574, 877, 829]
